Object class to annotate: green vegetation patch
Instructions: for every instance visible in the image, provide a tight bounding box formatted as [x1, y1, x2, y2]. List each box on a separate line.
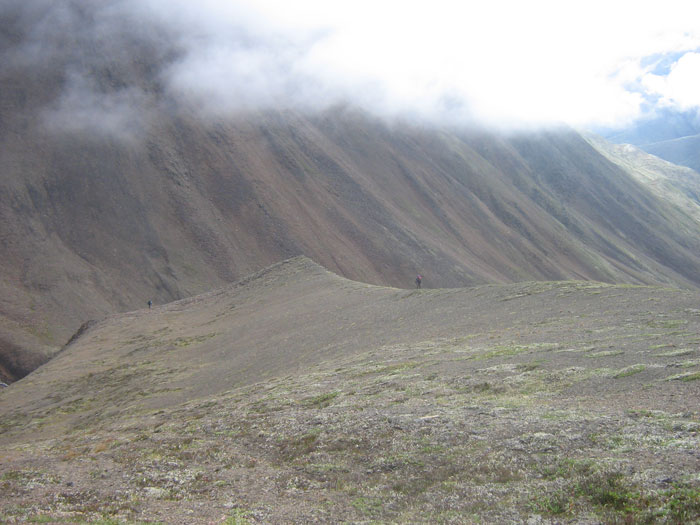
[678, 372, 700, 382]
[647, 319, 689, 329]
[477, 344, 535, 360]
[0, 469, 58, 487]
[224, 508, 254, 524]
[301, 390, 340, 408]
[277, 430, 321, 461]
[352, 360, 422, 377]
[516, 360, 544, 372]
[351, 496, 384, 517]
[533, 459, 700, 522]
[614, 364, 646, 378]
[655, 348, 695, 357]
[661, 485, 700, 523]
[172, 333, 218, 347]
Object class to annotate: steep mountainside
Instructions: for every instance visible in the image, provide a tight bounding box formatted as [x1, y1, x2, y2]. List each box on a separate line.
[4, 109, 700, 383]
[3, 4, 700, 382]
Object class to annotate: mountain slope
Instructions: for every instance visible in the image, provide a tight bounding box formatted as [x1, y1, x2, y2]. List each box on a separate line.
[644, 134, 700, 174]
[4, 3, 700, 382]
[4, 255, 699, 429]
[1, 258, 699, 522]
[4, 108, 700, 383]
[585, 133, 700, 222]
[602, 109, 700, 172]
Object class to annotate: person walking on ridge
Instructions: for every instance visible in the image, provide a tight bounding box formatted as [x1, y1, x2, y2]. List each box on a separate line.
[415, 275, 422, 289]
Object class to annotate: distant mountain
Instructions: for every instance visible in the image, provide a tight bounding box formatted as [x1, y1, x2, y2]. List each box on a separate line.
[602, 109, 700, 172]
[3, 4, 700, 382]
[584, 133, 700, 222]
[643, 134, 700, 174]
[604, 108, 700, 145]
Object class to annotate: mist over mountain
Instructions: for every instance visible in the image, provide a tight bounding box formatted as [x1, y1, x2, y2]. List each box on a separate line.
[2, 1, 700, 383]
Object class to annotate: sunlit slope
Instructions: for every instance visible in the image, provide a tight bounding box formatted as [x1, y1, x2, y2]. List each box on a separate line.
[585, 133, 700, 222]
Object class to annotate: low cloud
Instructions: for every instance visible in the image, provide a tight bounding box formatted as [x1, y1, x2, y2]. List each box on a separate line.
[162, 26, 326, 116]
[3, 0, 700, 136]
[642, 52, 700, 111]
[41, 71, 151, 142]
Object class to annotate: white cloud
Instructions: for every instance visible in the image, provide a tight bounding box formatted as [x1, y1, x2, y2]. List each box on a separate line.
[8, 0, 700, 131]
[152, 0, 700, 128]
[42, 71, 150, 142]
[642, 52, 700, 110]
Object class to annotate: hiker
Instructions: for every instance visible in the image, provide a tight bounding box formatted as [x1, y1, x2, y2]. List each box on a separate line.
[415, 275, 422, 289]
[147, 300, 152, 309]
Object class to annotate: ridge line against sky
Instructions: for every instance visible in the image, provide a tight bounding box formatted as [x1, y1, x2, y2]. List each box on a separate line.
[3, 0, 700, 133]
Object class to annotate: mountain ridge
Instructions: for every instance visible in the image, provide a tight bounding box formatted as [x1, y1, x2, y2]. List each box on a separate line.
[3, 253, 698, 440]
[4, 107, 700, 382]
[3, 4, 700, 382]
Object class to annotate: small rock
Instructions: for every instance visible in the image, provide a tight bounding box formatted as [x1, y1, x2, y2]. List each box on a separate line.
[143, 486, 169, 499]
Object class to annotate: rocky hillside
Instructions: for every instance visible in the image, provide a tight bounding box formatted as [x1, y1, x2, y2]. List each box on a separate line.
[3, 3, 700, 382]
[4, 107, 700, 383]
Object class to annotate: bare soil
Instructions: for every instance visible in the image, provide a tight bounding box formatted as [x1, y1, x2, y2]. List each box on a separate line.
[1, 257, 699, 523]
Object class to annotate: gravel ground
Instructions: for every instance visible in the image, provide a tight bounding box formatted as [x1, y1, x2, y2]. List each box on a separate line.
[1, 258, 699, 523]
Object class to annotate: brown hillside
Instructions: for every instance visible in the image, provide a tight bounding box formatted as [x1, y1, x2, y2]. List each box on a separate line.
[3, 4, 700, 382]
[3, 105, 700, 382]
